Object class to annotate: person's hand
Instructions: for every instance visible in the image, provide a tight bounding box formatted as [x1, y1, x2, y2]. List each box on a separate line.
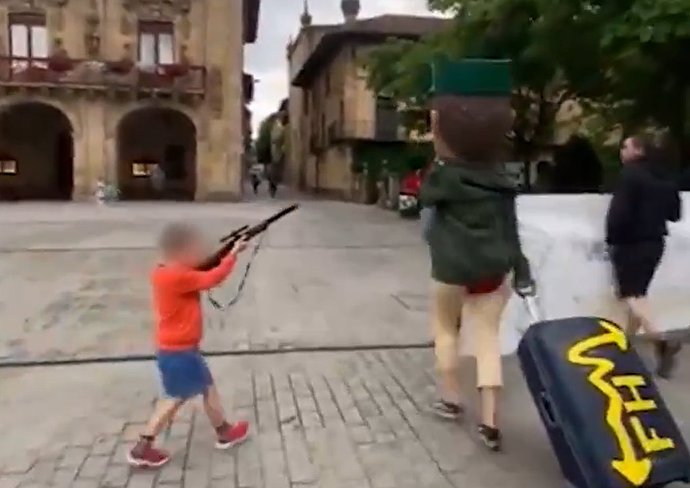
[231, 236, 249, 256]
[514, 277, 536, 298]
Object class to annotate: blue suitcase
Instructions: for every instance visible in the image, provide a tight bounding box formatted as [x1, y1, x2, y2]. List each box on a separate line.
[517, 305, 690, 488]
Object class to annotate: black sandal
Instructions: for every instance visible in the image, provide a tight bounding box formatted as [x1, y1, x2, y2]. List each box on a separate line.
[477, 424, 502, 452]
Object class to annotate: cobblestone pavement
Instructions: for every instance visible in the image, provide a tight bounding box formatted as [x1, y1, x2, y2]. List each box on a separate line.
[1, 348, 689, 488]
[2, 199, 690, 487]
[0, 200, 429, 363]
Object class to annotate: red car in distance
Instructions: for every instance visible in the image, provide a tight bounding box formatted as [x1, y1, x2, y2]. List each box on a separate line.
[398, 161, 432, 218]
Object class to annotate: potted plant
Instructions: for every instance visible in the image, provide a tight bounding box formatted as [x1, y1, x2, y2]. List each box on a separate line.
[162, 44, 191, 78]
[48, 38, 73, 73]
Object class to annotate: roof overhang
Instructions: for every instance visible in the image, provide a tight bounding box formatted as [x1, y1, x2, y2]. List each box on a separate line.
[244, 0, 261, 44]
[291, 31, 420, 88]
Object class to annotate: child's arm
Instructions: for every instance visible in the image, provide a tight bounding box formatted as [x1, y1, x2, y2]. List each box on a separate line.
[173, 254, 238, 292]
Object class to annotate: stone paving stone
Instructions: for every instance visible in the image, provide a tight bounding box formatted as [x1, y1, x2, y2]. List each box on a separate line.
[124, 470, 158, 488]
[210, 449, 236, 482]
[282, 429, 317, 484]
[76, 455, 109, 479]
[260, 447, 290, 488]
[57, 446, 89, 470]
[0, 454, 34, 476]
[3, 342, 690, 488]
[99, 464, 130, 488]
[272, 374, 298, 426]
[91, 435, 119, 456]
[0, 475, 22, 488]
[20, 460, 55, 485]
[111, 443, 132, 466]
[323, 376, 364, 426]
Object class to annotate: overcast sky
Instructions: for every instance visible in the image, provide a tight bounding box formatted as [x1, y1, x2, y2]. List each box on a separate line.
[244, 0, 441, 133]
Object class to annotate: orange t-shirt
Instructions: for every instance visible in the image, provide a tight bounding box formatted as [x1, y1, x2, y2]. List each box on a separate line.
[151, 256, 236, 351]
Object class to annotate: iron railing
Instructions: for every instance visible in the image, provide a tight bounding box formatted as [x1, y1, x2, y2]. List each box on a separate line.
[328, 119, 406, 143]
[0, 56, 206, 94]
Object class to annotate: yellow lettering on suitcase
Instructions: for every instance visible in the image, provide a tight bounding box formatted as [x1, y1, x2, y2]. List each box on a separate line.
[566, 319, 674, 486]
[611, 375, 657, 413]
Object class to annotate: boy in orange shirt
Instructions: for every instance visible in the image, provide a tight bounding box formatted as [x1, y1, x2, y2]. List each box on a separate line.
[127, 223, 250, 468]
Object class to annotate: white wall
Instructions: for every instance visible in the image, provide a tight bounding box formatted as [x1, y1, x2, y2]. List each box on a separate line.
[458, 193, 690, 355]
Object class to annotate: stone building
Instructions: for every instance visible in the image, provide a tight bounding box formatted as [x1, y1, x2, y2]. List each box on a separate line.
[285, 0, 447, 200]
[0, 0, 260, 201]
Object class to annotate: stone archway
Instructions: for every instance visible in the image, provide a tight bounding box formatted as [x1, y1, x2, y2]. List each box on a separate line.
[116, 106, 197, 200]
[0, 102, 74, 200]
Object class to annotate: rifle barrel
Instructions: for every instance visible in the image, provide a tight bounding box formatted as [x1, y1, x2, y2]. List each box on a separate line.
[220, 204, 298, 243]
[220, 224, 249, 243]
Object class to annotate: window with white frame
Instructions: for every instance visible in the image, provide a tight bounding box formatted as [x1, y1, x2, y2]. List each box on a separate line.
[9, 13, 48, 70]
[138, 21, 175, 67]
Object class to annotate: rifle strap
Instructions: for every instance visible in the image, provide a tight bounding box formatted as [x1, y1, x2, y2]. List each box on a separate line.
[206, 230, 266, 314]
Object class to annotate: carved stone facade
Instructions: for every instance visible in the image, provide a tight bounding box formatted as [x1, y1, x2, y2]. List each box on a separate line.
[0, 0, 260, 201]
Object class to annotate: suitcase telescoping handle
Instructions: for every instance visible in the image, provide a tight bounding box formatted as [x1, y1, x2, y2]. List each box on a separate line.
[523, 295, 543, 323]
[516, 294, 544, 336]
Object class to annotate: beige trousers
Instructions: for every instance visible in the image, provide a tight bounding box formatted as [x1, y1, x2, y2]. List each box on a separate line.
[431, 279, 510, 388]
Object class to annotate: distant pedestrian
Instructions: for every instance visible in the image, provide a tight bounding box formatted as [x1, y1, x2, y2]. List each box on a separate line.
[127, 223, 250, 469]
[250, 173, 261, 194]
[606, 134, 683, 378]
[266, 163, 279, 198]
[95, 178, 106, 205]
[151, 164, 165, 195]
[533, 160, 554, 193]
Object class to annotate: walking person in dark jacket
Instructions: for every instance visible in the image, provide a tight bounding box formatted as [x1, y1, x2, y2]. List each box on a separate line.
[606, 135, 682, 378]
[420, 58, 534, 452]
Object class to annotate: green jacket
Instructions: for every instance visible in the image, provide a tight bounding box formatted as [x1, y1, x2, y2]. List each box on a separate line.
[419, 160, 532, 288]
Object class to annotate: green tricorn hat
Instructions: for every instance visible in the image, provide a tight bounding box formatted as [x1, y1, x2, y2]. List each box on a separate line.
[430, 57, 512, 96]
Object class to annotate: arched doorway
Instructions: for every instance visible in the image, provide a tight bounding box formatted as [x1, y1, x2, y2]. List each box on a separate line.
[0, 102, 74, 200]
[116, 107, 197, 200]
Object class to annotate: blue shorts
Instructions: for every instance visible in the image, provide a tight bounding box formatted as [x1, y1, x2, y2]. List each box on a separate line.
[156, 349, 214, 400]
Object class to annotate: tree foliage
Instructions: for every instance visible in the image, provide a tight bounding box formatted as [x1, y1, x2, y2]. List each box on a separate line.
[365, 0, 690, 164]
[255, 114, 276, 164]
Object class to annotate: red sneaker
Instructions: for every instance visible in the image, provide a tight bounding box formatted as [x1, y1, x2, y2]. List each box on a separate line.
[127, 441, 170, 468]
[216, 421, 250, 449]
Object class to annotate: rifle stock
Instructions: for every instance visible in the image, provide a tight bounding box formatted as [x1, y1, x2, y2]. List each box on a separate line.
[195, 204, 299, 271]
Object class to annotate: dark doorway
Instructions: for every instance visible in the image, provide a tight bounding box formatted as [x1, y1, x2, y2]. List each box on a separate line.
[163, 144, 187, 180]
[55, 130, 74, 199]
[0, 102, 74, 200]
[116, 107, 197, 200]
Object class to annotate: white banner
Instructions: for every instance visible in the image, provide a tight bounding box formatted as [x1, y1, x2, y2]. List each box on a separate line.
[458, 193, 690, 355]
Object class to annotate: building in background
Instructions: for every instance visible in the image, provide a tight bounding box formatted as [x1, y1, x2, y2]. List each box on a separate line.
[285, 0, 447, 201]
[0, 0, 260, 201]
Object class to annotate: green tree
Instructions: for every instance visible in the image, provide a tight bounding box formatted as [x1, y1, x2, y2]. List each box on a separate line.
[366, 0, 690, 166]
[255, 114, 276, 164]
[365, 0, 576, 168]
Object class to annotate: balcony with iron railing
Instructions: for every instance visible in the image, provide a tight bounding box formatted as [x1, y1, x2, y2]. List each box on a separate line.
[328, 119, 407, 143]
[0, 56, 206, 96]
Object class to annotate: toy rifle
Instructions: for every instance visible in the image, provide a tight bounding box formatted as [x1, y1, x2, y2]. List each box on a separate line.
[195, 204, 299, 271]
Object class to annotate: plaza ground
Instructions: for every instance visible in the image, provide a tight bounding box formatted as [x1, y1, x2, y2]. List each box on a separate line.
[0, 196, 688, 488]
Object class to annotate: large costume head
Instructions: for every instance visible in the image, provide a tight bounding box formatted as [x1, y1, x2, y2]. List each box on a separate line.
[429, 58, 513, 163]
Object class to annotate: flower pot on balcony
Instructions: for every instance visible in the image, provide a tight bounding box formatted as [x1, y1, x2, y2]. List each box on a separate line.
[162, 63, 189, 78]
[48, 55, 74, 73]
